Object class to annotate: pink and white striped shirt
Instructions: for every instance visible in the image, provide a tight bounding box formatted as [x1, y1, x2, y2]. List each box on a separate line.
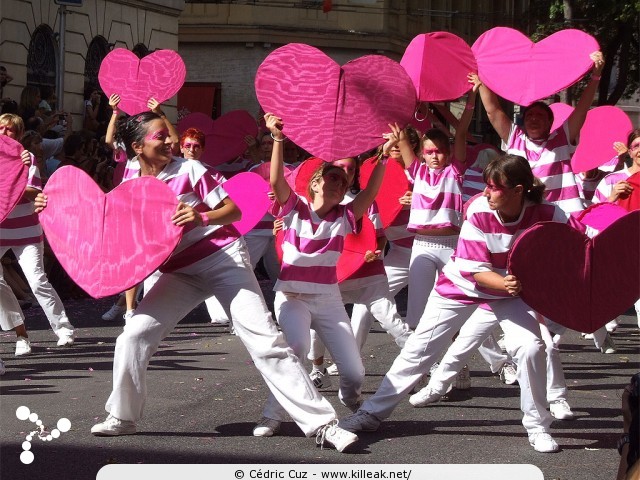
[435, 196, 575, 304]
[505, 122, 583, 214]
[272, 192, 358, 294]
[462, 166, 485, 203]
[123, 157, 240, 272]
[406, 156, 466, 232]
[592, 167, 632, 204]
[0, 165, 43, 247]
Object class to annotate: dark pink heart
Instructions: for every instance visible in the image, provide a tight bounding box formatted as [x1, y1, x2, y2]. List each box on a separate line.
[338, 214, 377, 282]
[401, 32, 476, 102]
[549, 103, 573, 133]
[251, 162, 295, 188]
[255, 43, 416, 161]
[508, 211, 640, 333]
[39, 166, 182, 298]
[473, 28, 599, 106]
[98, 48, 186, 115]
[177, 111, 258, 167]
[571, 106, 633, 172]
[0, 135, 27, 223]
[359, 156, 408, 228]
[223, 172, 272, 235]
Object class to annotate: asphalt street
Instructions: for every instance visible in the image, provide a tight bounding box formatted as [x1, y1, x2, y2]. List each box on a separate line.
[1, 283, 638, 480]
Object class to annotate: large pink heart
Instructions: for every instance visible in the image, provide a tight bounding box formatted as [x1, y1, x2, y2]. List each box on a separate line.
[255, 44, 416, 161]
[177, 111, 258, 167]
[472, 28, 599, 106]
[549, 102, 573, 133]
[98, 48, 186, 115]
[508, 211, 640, 333]
[223, 172, 272, 235]
[571, 106, 633, 172]
[39, 166, 182, 298]
[359, 156, 408, 228]
[0, 136, 27, 223]
[401, 32, 476, 102]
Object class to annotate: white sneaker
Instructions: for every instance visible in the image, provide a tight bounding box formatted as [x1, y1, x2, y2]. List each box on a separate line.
[454, 365, 471, 390]
[600, 333, 617, 354]
[528, 432, 559, 452]
[409, 387, 443, 407]
[56, 326, 75, 347]
[316, 420, 358, 452]
[123, 310, 135, 321]
[0, 359, 6, 375]
[91, 414, 137, 436]
[550, 399, 575, 420]
[210, 317, 230, 325]
[499, 362, 518, 385]
[605, 319, 618, 333]
[102, 304, 125, 321]
[15, 337, 31, 356]
[338, 410, 381, 433]
[581, 332, 594, 340]
[310, 368, 332, 389]
[326, 363, 339, 376]
[253, 417, 281, 437]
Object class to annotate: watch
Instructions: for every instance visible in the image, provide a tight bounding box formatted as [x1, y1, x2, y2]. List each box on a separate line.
[617, 433, 629, 455]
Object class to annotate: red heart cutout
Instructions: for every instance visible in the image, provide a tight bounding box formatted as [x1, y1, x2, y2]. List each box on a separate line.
[508, 211, 640, 333]
[251, 162, 295, 188]
[359, 156, 408, 228]
[177, 111, 258, 167]
[223, 172, 272, 235]
[98, 48, 186, 115]
[0, 135, 28, 223]
[577, 203, 629, 232]
[293, 157, 325, 198]
[401, 32, 477, 102]
[618, 172, 640, 212]
[255, 43, 416, 161]
[473, 28, 599, 106]
[39, 166, 182, 298]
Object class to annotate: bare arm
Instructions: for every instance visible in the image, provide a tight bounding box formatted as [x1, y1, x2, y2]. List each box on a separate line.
[473, 272, 522, 296]
[148, 98, 180, 150]
[567, 51, 604, 144]
[105, 94, 121, 147]
[265, 113, 291, 205]
[453, 89, 477, 164]
[173, 197, 241, 227]
[469, 73, 511, 143]
[394, 123, 417, 169]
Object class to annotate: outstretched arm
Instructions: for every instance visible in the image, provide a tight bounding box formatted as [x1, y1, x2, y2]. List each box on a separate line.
[265, 113, 291, 205]
[453, 89, 477, 164]
[567, 51, 605, 144]
[105, 94, 121, 147]
[469, 73, 511, 144]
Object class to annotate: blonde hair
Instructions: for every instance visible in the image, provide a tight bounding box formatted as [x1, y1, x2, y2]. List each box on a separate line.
[0, 113, 25, 138]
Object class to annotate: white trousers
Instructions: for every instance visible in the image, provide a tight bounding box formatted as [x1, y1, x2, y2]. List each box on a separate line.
[361, 291, 553, 435]
[405, 235, 458, 329]
[384, 243, 412, 298]
[106, 241, 336, 436]
[0, 263, 25, 330]
[262, 289, 365, 419]
[0, 243, 73, 335]
[204, 234, 280, 323]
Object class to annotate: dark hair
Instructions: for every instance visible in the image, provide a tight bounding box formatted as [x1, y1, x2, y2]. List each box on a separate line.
[422, 128, 451, 156]
[63, 134, 85, 157]
[180, 127, 206, 149]
[116, 111, 163, 158]
[483, 154, 546, 204]
[627, 128, 640, 148]
[522, 101, 554, 124]
[405, 125, 421, 155]
[1, 100, 17, 114]
[83, 84, 99, 101]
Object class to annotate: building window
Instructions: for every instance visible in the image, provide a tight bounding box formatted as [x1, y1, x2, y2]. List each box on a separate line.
[132, 43, 150, 59]
[27, 25, 57, 89]
[84, 36, 110, 91]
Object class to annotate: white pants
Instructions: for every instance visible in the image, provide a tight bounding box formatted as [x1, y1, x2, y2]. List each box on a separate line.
[384, 243, 412, 298]
[0, 243, 73, 335]
[204, 234, 280, 323]
[262, 289, 364, 419]
[310, 280, 412, 361]
[636, 299, 640, 328]
[405, 235, 458, 329]
[106, 240, 336, 436]
[361, 291, 552, 435]
[0, 264, 25, 330]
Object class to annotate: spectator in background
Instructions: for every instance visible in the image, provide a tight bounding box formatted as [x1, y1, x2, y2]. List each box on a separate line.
[83, 85, 101, 135]
[18, 86, 41, 125]
[0, 65, 14, 108]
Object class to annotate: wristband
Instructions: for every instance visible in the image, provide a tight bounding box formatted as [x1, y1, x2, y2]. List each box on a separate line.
[591, 74, 601, 81]
[200, 212, 209, 227]
[617, 433, 629, 455]
[270, 133, 285, 143]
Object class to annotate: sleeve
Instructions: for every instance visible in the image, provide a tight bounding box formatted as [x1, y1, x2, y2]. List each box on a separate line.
[26, 165, 42, 191]
[344, 201, 360, 235]
[270, 190, 300, 219]
[368, 201, 384, 238]
[592, 176, 612, 204]
[452, 216, 493, 274]
[501, 122, 519, 153]
[406, 157, 421, 182]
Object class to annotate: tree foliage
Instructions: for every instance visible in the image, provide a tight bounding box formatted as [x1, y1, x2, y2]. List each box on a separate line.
[522, 0, 639, 105]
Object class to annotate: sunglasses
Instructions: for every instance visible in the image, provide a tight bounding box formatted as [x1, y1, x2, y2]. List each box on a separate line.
[182, 142, 202, 151]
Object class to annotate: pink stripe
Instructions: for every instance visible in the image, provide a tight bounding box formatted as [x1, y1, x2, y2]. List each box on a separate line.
[195, 171, 222, 202]
[279, 263, 337, 284]
[282, 228, 344, 255]
[165, 172, 195, 197]
[0, 235, 43, 246]
[160, 227, 238, 272]
[456, 239, 490, 263]
[412, 190, 462, 210]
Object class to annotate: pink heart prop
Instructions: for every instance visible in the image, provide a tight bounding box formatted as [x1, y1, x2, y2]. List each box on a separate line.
[577, 202, 629, 232]
[98, 48, 186, 115]
[401, 32, 476, 102]
[508, 211, 640, 333]
[177, 110, 258, 167]
[571, 106, 633, 172]
[0, 136, 28, 223]
[549, 103, 573, 133]
[223, 172, 272, 235]
[252, 162, 295, 188]
[359, 156, 408, 228]
[472, 28, 599, 106]
[39, 166, 182, 298]
[255, 43, 416, 161]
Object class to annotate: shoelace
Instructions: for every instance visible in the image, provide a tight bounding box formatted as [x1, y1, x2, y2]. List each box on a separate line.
[315, 419, 338, 449]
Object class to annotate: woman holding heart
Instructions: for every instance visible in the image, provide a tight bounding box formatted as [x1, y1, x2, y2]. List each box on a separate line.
[340, 154, 583, 453]
[35, 111, 359, 451]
